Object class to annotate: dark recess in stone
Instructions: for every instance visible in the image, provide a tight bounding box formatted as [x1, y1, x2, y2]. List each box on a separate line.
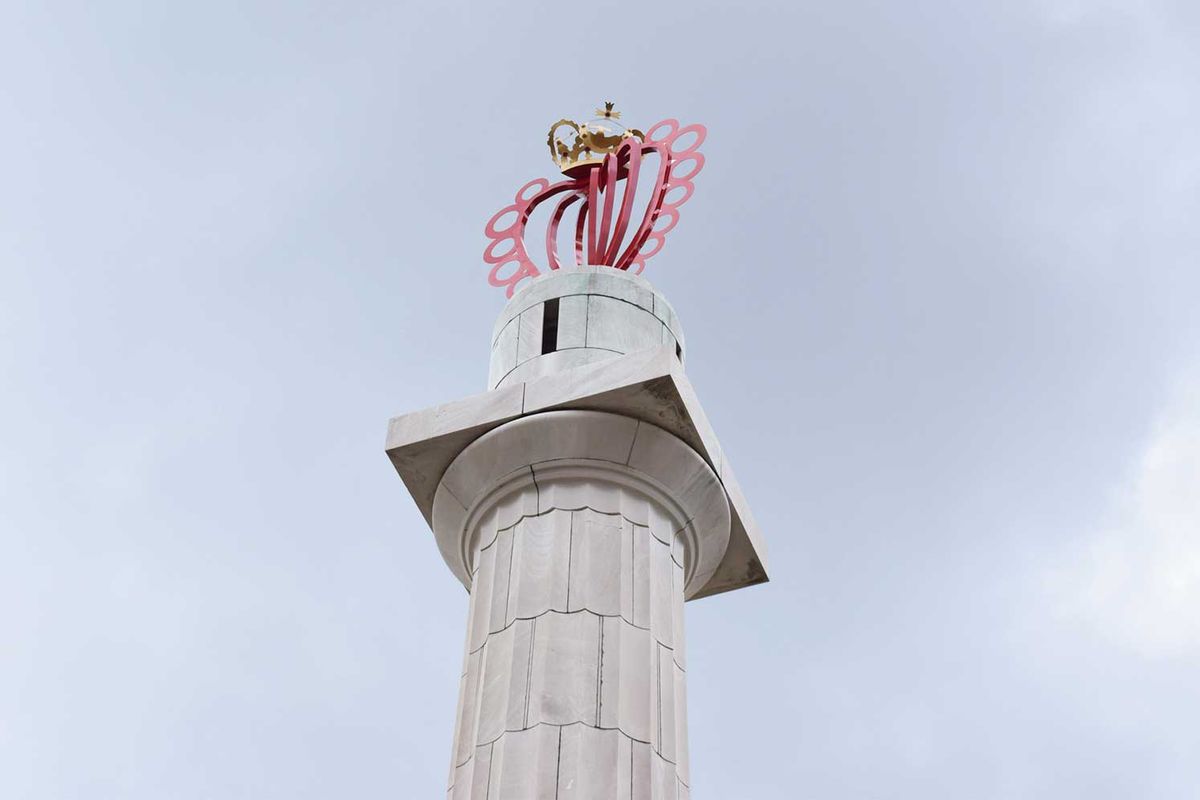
[541, 298, 560, 355]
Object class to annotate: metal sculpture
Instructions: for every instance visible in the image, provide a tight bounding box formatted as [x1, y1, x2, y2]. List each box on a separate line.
[484, 103, 706, 297]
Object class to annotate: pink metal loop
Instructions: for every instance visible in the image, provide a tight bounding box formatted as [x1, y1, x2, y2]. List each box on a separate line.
[667, 124, 706, 156]
[484, 235, 518, 263]
[644, 118, 680, 144]
[517, 178, 550, 203]
[663, 181, 694, 208]
[669, 153, 705, 182]
[652, 205, 680, 236]
[639, 233, 667, 260]
[488, 257, 539, 297]
[485, 206, 521, 238]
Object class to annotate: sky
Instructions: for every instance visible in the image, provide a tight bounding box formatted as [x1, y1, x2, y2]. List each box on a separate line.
[2, 0, 1199, 797]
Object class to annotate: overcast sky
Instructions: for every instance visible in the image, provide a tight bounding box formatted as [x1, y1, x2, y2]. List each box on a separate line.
[3, 1, 1199, 797]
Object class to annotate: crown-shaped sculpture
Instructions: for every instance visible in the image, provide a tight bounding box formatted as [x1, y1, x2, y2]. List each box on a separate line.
[548, 102, 646, 177]
[483, 103, 707, 297]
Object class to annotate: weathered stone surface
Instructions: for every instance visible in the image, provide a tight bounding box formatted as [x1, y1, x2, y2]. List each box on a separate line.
[527, 611, 601, 727]
[490, 317, 518, 379]
[486, 725, 560, 799]
[556, 294, 588, 350]
[599, 616, 653, 742]
[506, 512, 571, 623]
[515, 305, 543, 365]
[567, 510, 624, 617]
[583, 294, 665, 356]
[475, 620, 532, 745]
[501, 348, 618, 388]
[557, 724, 632, 799]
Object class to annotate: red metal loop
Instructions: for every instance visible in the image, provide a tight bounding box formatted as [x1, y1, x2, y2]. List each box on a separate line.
[603, 142, 642, 265]
[574, 200, 588, 267]
[595, 152, 619, 262]
[546, 192, 582, 271]
[615, 143, 671, 270]
[586, 168, 601, 264]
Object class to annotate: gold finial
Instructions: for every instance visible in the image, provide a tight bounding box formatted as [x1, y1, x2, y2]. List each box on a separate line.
[595, 101, 621, 120]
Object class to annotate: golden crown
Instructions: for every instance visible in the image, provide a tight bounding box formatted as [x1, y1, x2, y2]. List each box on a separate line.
[547, 102, 645, 177]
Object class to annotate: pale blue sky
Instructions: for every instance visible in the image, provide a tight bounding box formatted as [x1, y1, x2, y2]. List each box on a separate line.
[3, 1, 1199, 797]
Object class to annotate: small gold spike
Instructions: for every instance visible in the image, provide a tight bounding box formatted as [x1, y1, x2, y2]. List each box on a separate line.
[595, 101, 622, 119]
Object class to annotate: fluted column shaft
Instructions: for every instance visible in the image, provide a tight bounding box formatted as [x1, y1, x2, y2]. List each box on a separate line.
[447, 475, 690, 799]
[431, 410, 730, 800]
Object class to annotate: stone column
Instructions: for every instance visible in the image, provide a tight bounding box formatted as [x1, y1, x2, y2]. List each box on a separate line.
[386, 265, 769, 797]
[433, 411, 730, 799]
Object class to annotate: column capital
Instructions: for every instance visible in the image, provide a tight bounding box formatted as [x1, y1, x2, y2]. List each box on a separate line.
[432, 410, 730, 598]
[386, 345, 769, 599]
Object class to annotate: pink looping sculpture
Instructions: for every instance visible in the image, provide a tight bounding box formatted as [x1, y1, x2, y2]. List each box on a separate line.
[484, 119, 707, 297]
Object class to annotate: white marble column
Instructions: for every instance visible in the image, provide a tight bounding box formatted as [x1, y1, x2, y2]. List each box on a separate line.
[431, 411, 730, 799]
